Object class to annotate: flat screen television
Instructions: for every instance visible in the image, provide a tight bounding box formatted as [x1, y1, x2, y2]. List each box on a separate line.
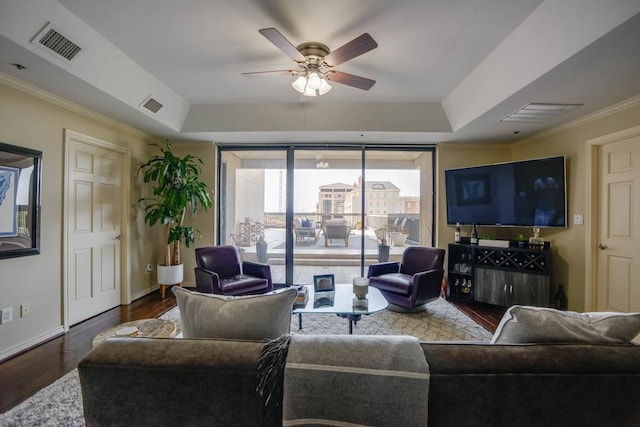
[445, 156, 567, 228]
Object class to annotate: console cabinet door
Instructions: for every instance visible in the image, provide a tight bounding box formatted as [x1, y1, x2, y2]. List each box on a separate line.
[475, 268, 508, 306]
[510, 272, 550, 307]
[475, 267, 550, 307]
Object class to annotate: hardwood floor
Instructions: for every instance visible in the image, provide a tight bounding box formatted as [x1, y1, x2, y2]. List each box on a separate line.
[0, 292, 502, 413]
[449, 298, 506, 333]
[0, 292, 177, 413]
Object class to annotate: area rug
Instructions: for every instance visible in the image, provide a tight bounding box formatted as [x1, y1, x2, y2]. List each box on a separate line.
[0, 298, 490, 426]
[0, 369, 84, 427]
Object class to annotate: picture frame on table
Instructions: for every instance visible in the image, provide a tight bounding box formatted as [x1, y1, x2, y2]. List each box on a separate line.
[0, 142, 42, 259]
[313, 274, 335, 292]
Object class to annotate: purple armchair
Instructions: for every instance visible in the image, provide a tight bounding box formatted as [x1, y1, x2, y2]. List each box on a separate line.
[367, 246, 445, 312]
[194, 245, 273, 296]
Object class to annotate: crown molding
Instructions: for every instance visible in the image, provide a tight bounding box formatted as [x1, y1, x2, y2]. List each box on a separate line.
[515, 94, 640, 146]
[0, 72, 149, 139]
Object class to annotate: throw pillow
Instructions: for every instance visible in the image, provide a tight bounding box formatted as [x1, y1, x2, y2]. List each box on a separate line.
[172, 287, 297, 340]
[491, 305, 640, 344]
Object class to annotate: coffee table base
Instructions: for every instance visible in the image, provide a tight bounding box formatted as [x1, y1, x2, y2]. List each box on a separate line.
[297, 313, 363, 334]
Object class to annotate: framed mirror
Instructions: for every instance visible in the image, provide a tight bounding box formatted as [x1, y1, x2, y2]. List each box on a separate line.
[0, 142, 42, 259]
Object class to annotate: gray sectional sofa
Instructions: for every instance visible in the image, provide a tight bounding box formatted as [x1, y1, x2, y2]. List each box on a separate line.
[78, 336, 640, 427]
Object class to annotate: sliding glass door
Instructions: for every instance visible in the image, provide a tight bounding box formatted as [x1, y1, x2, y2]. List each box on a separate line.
[292, 149, 365, 285]
[218, 149, 287, 284]
[218, 145, 434, 287]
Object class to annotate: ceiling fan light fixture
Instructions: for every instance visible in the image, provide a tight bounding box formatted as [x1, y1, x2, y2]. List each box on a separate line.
[307, 71, 322, 90]
[248, 28, 378, 96]
[302, 85, 318, 97]
[318, 78, 332, 95]
[292, 75, 307, 93]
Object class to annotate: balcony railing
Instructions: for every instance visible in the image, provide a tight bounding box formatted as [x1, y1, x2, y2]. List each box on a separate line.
[263, 212, 420, 242]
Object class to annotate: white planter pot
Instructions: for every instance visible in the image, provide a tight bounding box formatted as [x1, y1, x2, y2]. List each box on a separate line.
[157, 264, 183, 285]
[390, 232, 408, 247]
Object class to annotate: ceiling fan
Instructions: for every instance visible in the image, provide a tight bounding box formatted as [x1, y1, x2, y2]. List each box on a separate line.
[242, 28, 378, 97]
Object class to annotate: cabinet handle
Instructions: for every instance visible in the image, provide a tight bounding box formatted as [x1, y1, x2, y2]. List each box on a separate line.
[510, 284, 513, 295]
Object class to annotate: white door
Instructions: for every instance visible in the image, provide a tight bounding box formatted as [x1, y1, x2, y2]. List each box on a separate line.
[596, 134, 640, 312]
[66, 135, 123, 325]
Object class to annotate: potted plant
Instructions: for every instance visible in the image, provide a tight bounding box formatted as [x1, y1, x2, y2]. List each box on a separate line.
[377, 228, 390, 262]
[515, 234, 526, 248]
[137, 141, 213, 291]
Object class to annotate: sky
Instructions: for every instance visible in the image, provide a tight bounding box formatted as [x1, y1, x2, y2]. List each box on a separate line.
[264, 169, 421, 212]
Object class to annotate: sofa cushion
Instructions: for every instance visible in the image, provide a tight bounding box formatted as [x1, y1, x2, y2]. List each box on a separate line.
[173, 287, 296, 340]
[491, 305, 640, 344]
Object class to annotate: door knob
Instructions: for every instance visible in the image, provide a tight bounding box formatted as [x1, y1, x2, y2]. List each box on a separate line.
[114, 234, 121, 240]
[598, 243, 608, 250]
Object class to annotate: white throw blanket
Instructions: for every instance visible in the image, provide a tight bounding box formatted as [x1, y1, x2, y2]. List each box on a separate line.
[282, 334, 430, 426]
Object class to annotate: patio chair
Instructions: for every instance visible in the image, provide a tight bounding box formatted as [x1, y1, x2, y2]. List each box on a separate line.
[322, 218, 350, 247]
[194, 245, 273, 296]
[367, 246, 445, 312]
[294, 218, 317, 245]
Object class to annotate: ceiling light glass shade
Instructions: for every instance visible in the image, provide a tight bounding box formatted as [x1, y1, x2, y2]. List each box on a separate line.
[318, 78, 332, 95]
[291, 75, 307, 93]
[307, 71, 322, 90]
[302, 85, 317, 97]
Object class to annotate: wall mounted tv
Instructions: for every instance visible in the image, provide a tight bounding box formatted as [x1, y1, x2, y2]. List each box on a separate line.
[445, 156, 567, 228]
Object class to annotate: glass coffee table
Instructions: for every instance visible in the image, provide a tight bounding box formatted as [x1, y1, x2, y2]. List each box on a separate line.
[293, 284, 388, 334]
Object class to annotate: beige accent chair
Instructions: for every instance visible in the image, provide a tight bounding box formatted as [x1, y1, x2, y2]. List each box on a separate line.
[322, 218, 350, 247]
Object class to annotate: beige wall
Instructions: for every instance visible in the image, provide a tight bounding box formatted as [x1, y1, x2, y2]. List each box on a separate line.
[510, 103, 640, 311]
[437, 101, 640, 311]
[0, 80, 158, 360]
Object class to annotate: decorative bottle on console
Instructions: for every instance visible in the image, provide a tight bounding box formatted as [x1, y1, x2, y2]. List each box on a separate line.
[470, 223, 478, 244]
[555, 284, 568, 310]
[454, 222, 461, 243]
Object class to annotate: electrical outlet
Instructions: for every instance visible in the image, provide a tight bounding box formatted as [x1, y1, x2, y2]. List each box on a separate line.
[1, 307, 13, 324]
[146, 264, 153, 272]
[21, 303, 30, 317]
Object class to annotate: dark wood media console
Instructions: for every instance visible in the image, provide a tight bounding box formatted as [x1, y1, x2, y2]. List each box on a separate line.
[447, 242, 551, 307]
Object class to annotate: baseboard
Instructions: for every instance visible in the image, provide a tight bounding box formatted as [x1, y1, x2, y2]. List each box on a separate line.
[131, 282, 196, 302]
[0, 326, 65, 362]
[131, 285, 159, 302]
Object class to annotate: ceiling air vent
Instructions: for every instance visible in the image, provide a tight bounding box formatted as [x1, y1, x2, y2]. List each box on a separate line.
[501, 103, 582, 123]
[31, 23, 82, 62]
[140, 96, 163, 114]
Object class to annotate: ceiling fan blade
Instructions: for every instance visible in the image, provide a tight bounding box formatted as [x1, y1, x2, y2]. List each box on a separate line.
[327, 71, 376, 91]
[323, 33, 378, 66]
[258, 28, 306, 62]
[242, 70, 298, 78]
